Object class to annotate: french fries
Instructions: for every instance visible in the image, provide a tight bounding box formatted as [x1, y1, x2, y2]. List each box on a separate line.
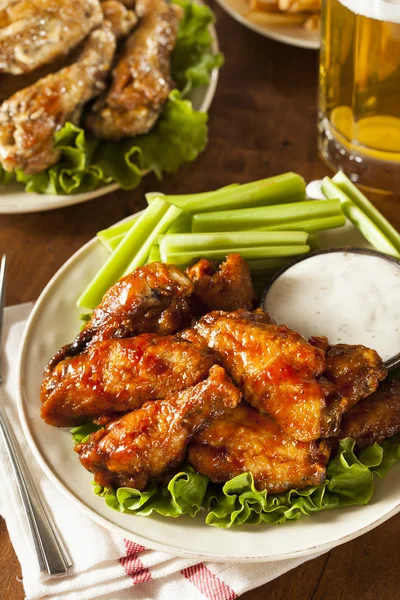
[245, 0, 320, 30]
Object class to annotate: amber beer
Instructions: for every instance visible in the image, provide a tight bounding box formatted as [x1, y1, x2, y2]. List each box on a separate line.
[318, 0, 400, 193]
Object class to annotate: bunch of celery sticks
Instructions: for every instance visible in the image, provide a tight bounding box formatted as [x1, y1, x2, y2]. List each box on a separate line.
[77, 170, 400, 309]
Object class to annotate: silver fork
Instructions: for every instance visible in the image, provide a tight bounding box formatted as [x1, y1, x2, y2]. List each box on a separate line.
[0, 255, 72, 575]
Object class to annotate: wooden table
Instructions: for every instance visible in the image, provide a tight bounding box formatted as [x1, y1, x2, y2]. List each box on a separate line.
[1, 5, 399, 599]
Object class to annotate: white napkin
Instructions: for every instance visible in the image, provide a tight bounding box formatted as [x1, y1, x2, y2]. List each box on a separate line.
[0, 303, 323, 600]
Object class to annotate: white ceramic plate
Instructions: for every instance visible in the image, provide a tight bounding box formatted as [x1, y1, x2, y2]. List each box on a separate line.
[0, 24, 219, 215]
[215, 0, 319, 49]
[17, 204, 400, 562]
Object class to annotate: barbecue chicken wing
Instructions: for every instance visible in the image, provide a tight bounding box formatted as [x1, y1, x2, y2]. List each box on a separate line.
[86, 0, 183, 140]
[0, 23, 116, 174]
[310, 336, 387, 412]
[187, 254, 257, 313]
[188, 403, 330, 493]
[192, 310, 342, 442]
[76, 365, 241, 490]
[41, 333, 218, 427]
[48, 263, 194, 371]
[339, 380, 400, 450]
[0, 0, 103, 75]
[101, 0, 138, 38]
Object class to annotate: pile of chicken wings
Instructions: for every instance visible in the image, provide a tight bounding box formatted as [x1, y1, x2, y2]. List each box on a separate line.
[0, 0, 182, 174]
[40, 254, 400, 495]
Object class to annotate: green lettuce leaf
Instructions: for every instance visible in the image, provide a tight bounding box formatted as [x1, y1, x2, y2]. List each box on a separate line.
[94, 466, 208, 518]
[4, 0, 219, 195]
[171, 0, 224, 94]
[70, 422, 103, 444]
[75, 432, 400, 527]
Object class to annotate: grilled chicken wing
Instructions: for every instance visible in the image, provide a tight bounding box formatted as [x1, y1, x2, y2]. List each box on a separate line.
[310, 336, 387, 412]
[76, 365, 241, 490]
[339, 380, 400, 450]
[192, 310, 342, 442]
[0, 0, 103, 75]
[86, 0, 183, 140]
[47, 263, 194, 371]
[187, 254, 257, 313]
[188, 403, 330, 494]
[0, 23, 116, 174]
[101, 0, 137, 38]
[41, 333, 218, 427]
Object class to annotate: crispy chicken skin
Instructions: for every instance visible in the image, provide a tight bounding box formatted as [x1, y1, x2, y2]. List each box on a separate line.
[76, 365, 241, 490]
[101, 0, 138, 38]
[48, 263, 194, 370]
[86, 0, 183, 140]
[0, 0, 103, 75]
[186, 254, 257, 313]
[0, 23, 116, 174]
[309, 336, 387, 412]
[192, 310, 341, 442]
[188, 403, 330, 494]
[41, 333, 218, 427]
[339, 380, 400, 450]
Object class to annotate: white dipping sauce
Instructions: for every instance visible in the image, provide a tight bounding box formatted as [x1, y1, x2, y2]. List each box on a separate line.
[263, 251, 400, 361]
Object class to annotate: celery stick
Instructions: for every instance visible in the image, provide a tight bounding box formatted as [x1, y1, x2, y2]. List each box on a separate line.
[147, 244, 162, 263]
[160, 245, 310, 264]
[97, 216, 139, 243]
[159, 231, 308, 255]
[158, 173, 305, 213]
[333, 171, 400, 254]
[123, 205, 182, 275]
[263, 214, 346, 233]
[166, 212, 192, 234]
[77, 199, 170, 309]
[100, 232, 125, 252]
[145, 192, 165, 204]
[191, 200, 341, 232]
[321, 178, 400, 258]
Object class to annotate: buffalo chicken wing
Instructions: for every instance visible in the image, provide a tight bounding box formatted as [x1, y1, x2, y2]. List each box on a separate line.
[187, 254, 257, 313]
[188, 403, 330, 493]
[339, 380, 400, 450]
[76, 365, 241, 490]
[48, 263, 194, 370]
[192, 310, 340, 441]
[41, 334, 218, 427]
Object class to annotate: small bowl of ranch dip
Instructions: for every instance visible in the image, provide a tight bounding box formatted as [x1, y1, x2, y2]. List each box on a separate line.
[261, 248, 400, 369]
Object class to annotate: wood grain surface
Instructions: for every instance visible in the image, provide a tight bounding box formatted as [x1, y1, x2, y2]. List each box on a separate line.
[1, 4, 399, 599]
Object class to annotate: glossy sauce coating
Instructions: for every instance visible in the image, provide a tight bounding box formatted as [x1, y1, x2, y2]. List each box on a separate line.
[76, 365, 241, 490]
[193, 310, 338, 441]
[188, 403, 330, 494]
[340, 380, 400, 450]
[41, 334, 218, 427]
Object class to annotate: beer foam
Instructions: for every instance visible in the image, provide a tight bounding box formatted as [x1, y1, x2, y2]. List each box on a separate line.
[339, 0, 400, 23]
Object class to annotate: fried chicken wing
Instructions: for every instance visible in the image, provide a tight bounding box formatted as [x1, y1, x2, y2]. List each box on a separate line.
[49, 263, 194, 370]
[101, 0, 138, 38]
[339, 380, 400, 450]
[76, 365, 241, 490]
[0, 0, 103, 74]
[86, 0, 183, 140]
[188, 403, 330, 493]
[192, 310, 341, 441]
[41, 333, 218, 427]
[0, 23, 116, 174]
[187, 254, 257, 313]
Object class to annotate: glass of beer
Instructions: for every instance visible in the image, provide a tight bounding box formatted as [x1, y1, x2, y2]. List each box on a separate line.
[318, 0, 400, 194]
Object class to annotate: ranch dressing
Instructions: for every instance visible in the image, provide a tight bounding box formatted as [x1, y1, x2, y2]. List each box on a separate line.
[263, 250, 400, 362]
